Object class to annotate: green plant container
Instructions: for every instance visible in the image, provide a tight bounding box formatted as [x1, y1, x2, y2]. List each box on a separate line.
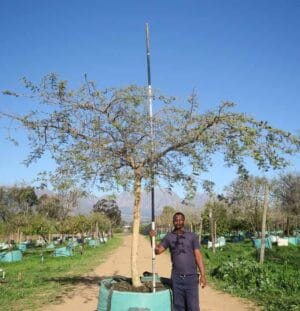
[46, 243, 55, 249]
[159, 233, 166, 240]
[17, 243, 27, 252]
[288, 237, 297, 246]
[98, 278, 172, 311]
[53, 247, 73, 257]
[89, 239, 100, 247]
[0, 250, 23, 262]
[253, 237, 272, 249]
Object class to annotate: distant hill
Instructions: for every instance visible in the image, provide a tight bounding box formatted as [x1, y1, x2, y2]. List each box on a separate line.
[34, 187, 208, 222]
[74, 188, 207, 221]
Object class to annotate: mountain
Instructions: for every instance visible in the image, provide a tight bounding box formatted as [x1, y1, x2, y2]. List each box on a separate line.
[34, 187, 208, 222]
[106, 188, 207, 222]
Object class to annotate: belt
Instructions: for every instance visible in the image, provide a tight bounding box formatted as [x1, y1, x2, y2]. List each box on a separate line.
[173, 272, 197, 278]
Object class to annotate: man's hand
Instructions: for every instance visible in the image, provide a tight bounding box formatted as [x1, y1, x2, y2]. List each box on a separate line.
[200, 274, 207, 288]
[149, 229, 156, 238]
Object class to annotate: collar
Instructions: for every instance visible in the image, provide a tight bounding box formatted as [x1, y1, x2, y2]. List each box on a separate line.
[171, 229, 185, 235]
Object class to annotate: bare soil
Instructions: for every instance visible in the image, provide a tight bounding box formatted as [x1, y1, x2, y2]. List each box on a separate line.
[43, 234, 260, 311]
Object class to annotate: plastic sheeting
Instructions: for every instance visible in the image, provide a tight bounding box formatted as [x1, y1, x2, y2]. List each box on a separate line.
[253, 237, 272, 249]
[89, 239, 101, 247]
[53, 247, 73, 257]
[0, 250, 23, 262]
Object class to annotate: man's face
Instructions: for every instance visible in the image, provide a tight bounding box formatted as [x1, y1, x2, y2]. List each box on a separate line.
[173, 214, 185, 230]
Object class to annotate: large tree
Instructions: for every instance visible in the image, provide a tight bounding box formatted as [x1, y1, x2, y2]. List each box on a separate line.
[1, 74, 300, 286]
[273, 172, 300, 235]
[225, 176, 274, 233]
[37, 194, 64, 220]
[92, 196, 121, 228]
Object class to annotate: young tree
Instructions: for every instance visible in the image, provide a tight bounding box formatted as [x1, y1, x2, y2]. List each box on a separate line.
[1, 74, 300, 286]
[89, 212, 111, 238]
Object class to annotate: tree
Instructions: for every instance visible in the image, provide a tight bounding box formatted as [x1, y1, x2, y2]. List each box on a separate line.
[1, 186, 38, 217]
[25, 214, 54, 242]
[155, 205, 176, 231]
[2, 74, 300, 286]
[92, 196, 121, 228]
[37, 194, 64, 220]
[225, 176, 270, 233]
[89, 212, 111, 237]
[273, 172, 300, 235]
[0, 187, 11, 221]
[71, 215, 91, 237]
[202, 180, 217, 252]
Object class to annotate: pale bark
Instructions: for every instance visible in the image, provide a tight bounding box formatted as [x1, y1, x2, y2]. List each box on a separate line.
[17, 227, 20, 243]
[199, 217, 203, 244]
[131, 170, 142, 287]
[260, 183, 269, 264]
[209, 206, 215, 253]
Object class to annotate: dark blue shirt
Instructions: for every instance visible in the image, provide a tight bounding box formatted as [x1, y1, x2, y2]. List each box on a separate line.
[160, 231, 200, 275]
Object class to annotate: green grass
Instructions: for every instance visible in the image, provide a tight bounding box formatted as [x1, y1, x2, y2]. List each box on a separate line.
[0, 235, 122, 310]
[202, 241, 300, 311]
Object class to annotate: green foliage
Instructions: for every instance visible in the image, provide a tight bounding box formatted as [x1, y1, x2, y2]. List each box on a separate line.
[204, 243, 300, 311]
[224, 176, 269, 233]
[89, 212, 111, 232]
[24, 214, 54, 237]
[202, 200, 230, 235]
[37, 194, 64, 220]
[92, 197, 121, 227]
[2, 74, 300, 195]
[0, 186, 37, 221]
[273, 172, 300, 234]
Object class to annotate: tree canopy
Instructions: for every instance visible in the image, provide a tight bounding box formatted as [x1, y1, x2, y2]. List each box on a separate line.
[92, 197, 121, 227]
[2, 73, 300, 286]
[2, 74, 299, 195]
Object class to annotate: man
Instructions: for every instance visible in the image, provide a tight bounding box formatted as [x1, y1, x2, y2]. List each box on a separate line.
[150, 212, 206, 311]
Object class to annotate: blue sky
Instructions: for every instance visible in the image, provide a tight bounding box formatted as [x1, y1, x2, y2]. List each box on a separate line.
[0, 0, 299, 196]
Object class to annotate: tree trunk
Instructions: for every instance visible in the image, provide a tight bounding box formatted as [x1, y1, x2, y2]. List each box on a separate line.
[96, 221, 99, 238]
[260, 183, 269, 264]
[209, 205, 215, 253]
[131, 170, 142, 287]
[214, 220, 217, 245]
[199, 217, 203, 244]
[17, 227, 20, 243]
[285, 216, 290, 236]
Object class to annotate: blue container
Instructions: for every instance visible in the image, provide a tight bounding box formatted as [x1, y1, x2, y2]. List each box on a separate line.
[159, 233, 167, 240]
[288, 237, 297, 246]
[89, 239, 100, 247]
[46, 243, 55, 249]
[17, 243, 27, 252]
[0, 250, 23, 262]
[253, 237, 272, 249]
[53, 247, 73, 257]
[98, 278, 172, 311]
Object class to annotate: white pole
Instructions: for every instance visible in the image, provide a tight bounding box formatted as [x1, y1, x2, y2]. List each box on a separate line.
[145, 22, 156, 292]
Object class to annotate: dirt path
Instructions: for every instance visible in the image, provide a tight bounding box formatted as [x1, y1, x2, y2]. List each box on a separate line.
[44, 234, 260, 311]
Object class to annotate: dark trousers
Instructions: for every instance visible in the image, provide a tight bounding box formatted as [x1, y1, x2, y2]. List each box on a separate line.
[171, 272, 200, 311]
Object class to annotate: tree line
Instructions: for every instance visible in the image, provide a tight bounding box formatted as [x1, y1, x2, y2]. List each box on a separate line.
[0, 186, 122, 243]
[156, 172, 300, 238]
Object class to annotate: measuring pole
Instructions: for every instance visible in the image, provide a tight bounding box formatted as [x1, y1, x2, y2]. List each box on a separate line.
[145, 22, 156, 293]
